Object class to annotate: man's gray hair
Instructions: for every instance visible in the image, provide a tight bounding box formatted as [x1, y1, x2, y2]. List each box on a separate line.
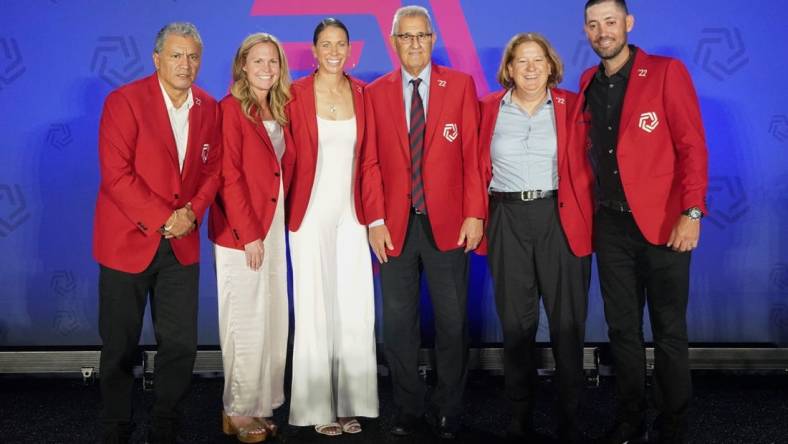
[390, 5, 433, 35]
[153, 22, 203, 53]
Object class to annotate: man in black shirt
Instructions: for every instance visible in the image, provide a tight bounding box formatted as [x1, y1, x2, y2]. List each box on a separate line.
[576, 1, 709, 443]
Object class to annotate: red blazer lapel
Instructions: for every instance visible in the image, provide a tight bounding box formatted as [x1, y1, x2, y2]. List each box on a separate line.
[350, 77, 365, 159]
[617, 48, 652, 142]
[181, 93, 203, 180]
[147, 74, 180, 172]
[299, 73, 319, 163]
[424, 63, 446, 154]
[552, 88, 568, 172]
[384, 71, 410, 161]
[480, 90, 507, 185]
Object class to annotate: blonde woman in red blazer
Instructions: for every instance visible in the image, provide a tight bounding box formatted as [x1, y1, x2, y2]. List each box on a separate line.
[285, 19, 378, 436]
[477, 33, 593, 442]
[207, 33, 294, 443]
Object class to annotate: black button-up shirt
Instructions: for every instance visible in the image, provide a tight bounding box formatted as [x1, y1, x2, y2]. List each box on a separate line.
[585, 45, 637, 204]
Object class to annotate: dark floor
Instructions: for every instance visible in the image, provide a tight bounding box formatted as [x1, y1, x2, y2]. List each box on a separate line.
[1, 372, 787, 443]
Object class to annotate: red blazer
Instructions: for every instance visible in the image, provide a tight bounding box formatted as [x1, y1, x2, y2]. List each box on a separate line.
[93, 73, 221, 273]
[208, 95, 294, 249]
[285, 73, 367, 231]
[361, 64, 486, 257]
[575, 48, 709, 245]
[477, 88, 594, 257]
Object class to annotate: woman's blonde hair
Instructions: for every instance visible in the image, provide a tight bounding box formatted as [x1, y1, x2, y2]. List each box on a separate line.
[230, 33, 291, 126]
[496, 32, 564, 90]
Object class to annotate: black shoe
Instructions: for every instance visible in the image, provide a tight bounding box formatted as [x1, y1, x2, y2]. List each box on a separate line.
[604, 421, 647, 444]
[650, 425, 687, 444]
[390, 412, 420, 436]
[426, 413, 460, 440]
[558, 426, 589, 443]
[145, 420, 184, 444]
[504, 412, 535, 441]
[652, 415, 687, 444]
[100, 422, 133, 444]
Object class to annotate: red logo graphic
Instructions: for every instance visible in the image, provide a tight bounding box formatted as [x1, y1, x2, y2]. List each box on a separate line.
[250, 0, 489, 95]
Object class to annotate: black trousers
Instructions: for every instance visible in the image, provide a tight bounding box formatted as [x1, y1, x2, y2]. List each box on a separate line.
[594, 207, 691, 433]
[380, 211, 469, 418]
[487, 196, 590, 430]
[98, 239, 199, 433]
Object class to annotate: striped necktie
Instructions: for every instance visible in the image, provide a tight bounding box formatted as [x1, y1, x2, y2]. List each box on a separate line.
[409, 78, 426, 214]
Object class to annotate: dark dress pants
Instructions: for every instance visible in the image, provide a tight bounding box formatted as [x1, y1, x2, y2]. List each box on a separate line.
[487, 196, 590, 431]
[594, 206, 691, 435]
[98, 238, 199, 438]
[380, 211, 469, 418]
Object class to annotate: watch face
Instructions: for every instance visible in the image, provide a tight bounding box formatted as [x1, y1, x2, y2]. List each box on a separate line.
[689, 208, 702, 219]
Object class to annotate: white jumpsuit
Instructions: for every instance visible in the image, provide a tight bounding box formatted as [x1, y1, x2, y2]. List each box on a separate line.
[288, 116, 379, 425]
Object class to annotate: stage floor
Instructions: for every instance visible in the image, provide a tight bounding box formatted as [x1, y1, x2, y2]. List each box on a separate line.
[0, 372, 786, 443]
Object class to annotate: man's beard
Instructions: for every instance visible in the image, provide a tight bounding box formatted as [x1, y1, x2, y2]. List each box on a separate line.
[591, 38, 627, 60]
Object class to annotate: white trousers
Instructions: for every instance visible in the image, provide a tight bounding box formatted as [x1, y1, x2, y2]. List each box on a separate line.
[215, 187, 288, 418]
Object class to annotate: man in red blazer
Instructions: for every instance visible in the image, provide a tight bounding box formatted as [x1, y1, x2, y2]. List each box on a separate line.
[575, 1, 709, 443]
[361, 5, 486, 440]
[93, 22, 221, 444]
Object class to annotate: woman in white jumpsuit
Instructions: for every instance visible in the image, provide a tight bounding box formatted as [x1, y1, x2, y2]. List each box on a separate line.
[285, 18, 378, 436]
[208, 33, 293, 443]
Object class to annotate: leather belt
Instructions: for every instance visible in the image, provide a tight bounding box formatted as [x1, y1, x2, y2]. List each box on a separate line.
[489, 190, 556, 202]
[598, 199, 632, 212]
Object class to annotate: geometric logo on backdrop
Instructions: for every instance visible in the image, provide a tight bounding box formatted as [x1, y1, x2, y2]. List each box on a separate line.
[91, 36, 145, 88]
[770, 304, 788, 346]
[768, 174, 788, 220]
[51, 270, 85, 337]
[768, 115, 788, 143]
[694, 28, 748, 81]
[46, 123, 73, 150]
[0, 184, 30, 237]
[0, 37, 26, 91]
[771, 263, 788, 295]
[572, 31, 595, 68]
[705, 176, 749, 229]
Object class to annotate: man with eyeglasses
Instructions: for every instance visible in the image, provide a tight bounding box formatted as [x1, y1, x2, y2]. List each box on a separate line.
[361, 5, 486, 440]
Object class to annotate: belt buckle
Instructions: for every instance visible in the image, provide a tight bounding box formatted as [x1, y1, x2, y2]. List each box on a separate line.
[520, 190, 539, 201]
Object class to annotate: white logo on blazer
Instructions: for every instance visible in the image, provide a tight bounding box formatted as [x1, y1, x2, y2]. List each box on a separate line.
[194, 97, 201, 106]
[555, 96, 566, 105]
[638, 69, 648, 77]
[638, 112, 659, 133]
[201, 144, 210, 163]
[443, 123, 458, 142]
[437, 79, 447, 87]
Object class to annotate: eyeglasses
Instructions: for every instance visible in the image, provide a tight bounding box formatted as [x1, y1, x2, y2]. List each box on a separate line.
[394, 32, 433, 44]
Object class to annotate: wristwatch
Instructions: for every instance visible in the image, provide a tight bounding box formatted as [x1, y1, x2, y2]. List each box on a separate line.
[682, 207, 704, 220]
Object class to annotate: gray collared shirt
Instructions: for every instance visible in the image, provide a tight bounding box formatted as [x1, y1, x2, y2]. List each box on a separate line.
[402, 64, 431, 128]
[489, 89, 558, 192]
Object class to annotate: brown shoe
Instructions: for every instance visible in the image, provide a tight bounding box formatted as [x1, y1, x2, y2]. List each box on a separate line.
[222, 411, 268, 443]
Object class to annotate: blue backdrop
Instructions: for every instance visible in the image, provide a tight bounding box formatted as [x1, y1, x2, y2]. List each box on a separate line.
[1, 0, 787, 346]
